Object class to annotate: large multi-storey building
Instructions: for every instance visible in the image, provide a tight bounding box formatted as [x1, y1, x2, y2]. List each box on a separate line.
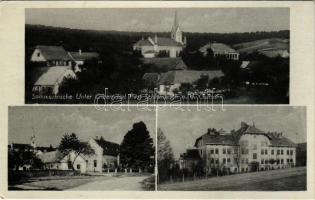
[194, 122, 296, 174]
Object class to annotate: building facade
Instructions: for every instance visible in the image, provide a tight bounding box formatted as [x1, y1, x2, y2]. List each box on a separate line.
[199, 42, 239, 60]
[133, 12, 186, 58]
[194, 122, 296, 174]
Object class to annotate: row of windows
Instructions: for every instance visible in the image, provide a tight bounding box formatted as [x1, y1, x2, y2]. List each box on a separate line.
[209, 148, 294, 156]
[209, 148, 237, 155]
[261, 158, 294, 164]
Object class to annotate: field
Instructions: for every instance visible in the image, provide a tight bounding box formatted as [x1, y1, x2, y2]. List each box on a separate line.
[158, 167, 306, 191]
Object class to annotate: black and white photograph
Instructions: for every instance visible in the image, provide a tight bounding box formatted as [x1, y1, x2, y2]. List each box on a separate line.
[157, 106, 306, 191]
[25, 8, 290, 104]
[8, 106, 155, 191]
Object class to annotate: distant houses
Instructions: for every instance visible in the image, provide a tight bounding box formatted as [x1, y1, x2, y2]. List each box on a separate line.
[9, 136, 119, 173]
[143, 70, 224, 96]
[29, 45, 99, 95]
[199, 42, 239, 60]
[181, 122, 297, 174]
[133, 12, 186, 58]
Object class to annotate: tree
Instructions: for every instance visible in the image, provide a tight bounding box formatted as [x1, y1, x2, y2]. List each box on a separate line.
[8, 150, 43, 170]
[119, 121, 154, 170]
[58, 133, 95, 171]
[157, 128, 175, 183]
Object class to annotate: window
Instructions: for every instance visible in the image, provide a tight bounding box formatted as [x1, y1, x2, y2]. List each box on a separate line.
[281, 159, 284, 164]
[210, 149, 214, 154]
[210, 158, 214, 164]
[241, 168, 244, 172]
[227, 158, 231, 163]
[265, 149, 268, 155]
[253, 153, 257, 159]
[277, 150, 280, 155]
[223, 158, 226, 164]
[281, 150, 284, 155]
[37, 52, 40, 57]
[290, 150, 294, 155]
[261, 159, 264, 164]
[241, 148, 245, 154]
[227, 149, 231, 154]
[271, 149, 274, 155]
[261, 149, 264, 155]
[234, 148, 238, 154]
[287, 150, 289, 155]
[86, 160, 88, 164]
[287, 159, 289, 163]
[94, 160, 97, 167]
[223, 149, 226, 154]
[241, 159, 244, 164]
[77, 164, 81, 169]
[234, 158, 238, 163]
[246, 158, 249, 164]
[215, 159, 219, 164]
[215, 148, 219, 154]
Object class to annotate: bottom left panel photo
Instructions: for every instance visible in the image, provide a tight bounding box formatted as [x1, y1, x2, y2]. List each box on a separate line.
[7, 106, 156, 191]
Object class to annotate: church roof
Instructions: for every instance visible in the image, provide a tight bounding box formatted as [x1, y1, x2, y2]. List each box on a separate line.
[35, 45, 73, 61]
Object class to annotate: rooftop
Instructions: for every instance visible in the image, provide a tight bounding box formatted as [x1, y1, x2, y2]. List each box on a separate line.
[35, 45, 73, 61]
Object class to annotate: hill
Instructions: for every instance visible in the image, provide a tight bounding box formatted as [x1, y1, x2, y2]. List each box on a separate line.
[233, 38, 289, 54]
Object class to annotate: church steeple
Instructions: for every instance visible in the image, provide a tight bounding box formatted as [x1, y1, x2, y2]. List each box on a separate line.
[171, 11, 183, 44]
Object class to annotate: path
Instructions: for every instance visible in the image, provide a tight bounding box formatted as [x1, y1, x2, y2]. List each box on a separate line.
[69, 175, 149, 191]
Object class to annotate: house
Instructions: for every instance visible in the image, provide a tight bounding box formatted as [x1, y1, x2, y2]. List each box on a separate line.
[194, 122, 296, 174]
[30, 45, 73, 67]
[38, 137, 119, 173]
[157, 70, 224, 96]
[199, 42, 239, 60]
[32, 66, 77, 95]
[179, 149, 201, 172]
[68, 50, 100, 72]
[141, 57, 187, 72]
[133, 12, 186, 58]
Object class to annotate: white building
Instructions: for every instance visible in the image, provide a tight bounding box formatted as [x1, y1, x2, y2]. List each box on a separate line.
[194, 122, 296, 174]
[199, 42, 239, 60]
[133, 11, 186, 58]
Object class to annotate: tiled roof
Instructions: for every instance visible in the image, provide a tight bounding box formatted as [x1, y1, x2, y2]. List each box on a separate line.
[36, 45, 73, 61]
[158, 70, 224, 85]
[94, 138, 119, 156]
[268, 134, 296, 147]
[200, 43, 237, 54]
[69, 52, 99, 61]
[141, 58, 187, 72]
[195, 134, 238, 147]
[33, 66, 75, 86]
[134, 39, 154, 47]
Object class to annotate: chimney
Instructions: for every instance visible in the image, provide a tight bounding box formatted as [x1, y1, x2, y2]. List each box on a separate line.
[79, 49, 82, 55]
[154, 35, 157, 44]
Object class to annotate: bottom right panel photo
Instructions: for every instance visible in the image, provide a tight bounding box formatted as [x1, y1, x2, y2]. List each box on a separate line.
[157, 106, 306, 191]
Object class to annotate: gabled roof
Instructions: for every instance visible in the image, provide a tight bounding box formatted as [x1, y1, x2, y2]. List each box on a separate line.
[33, 66, 76, 86]
[158, 70, 224, 85]
[38, 151, 65, 163]
[200, 43, 237, 54]
[134, 39, 154, 47]
[268, 134, 296, 147]
[141, 58, 187, 72]
[35, 45, 73, 61]
[195, 133, 238, 147]
[94, 138, 119, 157]
[69, 52, 99, 61]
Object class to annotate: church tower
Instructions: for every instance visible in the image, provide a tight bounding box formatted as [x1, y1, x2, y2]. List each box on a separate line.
[171, 11, 183, 44]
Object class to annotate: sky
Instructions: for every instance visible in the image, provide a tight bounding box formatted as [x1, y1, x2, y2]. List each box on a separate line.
[158, 106, 306, 158]
[25, 8, 289, 33]
[9, 106, 156, 148]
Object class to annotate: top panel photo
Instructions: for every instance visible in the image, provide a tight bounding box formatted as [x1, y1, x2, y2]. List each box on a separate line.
[25, 8, 290, 104]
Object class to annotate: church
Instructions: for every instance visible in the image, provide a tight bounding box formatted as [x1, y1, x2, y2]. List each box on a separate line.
[133, 12, 186, 58]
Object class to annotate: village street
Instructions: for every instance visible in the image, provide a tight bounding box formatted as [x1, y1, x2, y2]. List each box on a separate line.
[69, 175, 149, 191]
[158, 167, 306, 191]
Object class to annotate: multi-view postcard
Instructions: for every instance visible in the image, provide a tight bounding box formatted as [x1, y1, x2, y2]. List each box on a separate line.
[25, 8, 290, 104]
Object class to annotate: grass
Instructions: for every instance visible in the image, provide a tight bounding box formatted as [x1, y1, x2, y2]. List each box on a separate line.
[158, 167, 306, 191]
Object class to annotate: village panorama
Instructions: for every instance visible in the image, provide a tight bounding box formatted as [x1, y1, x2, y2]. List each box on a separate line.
[25, 9, 290, 104]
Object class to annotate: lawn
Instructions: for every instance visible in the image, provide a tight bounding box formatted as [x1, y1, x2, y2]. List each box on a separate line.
[158, 167, 306, 191]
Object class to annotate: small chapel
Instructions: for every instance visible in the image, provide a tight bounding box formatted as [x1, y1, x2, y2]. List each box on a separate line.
[133, 11, 186, 58]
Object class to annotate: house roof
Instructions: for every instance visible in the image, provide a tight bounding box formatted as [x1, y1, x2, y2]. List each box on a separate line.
[38, 151, 64, 163]
[134, 37, 183, 47]
[200, 43, 237, 54]
[36, 45, 73, 61]
[141, 58, 187, 72]
[69, 52, 99, 61]
[194, 122, 296, 148]
[33, 66, 75, 86]
[94, 138, 119, 156]
[158, 70, 224, 85]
